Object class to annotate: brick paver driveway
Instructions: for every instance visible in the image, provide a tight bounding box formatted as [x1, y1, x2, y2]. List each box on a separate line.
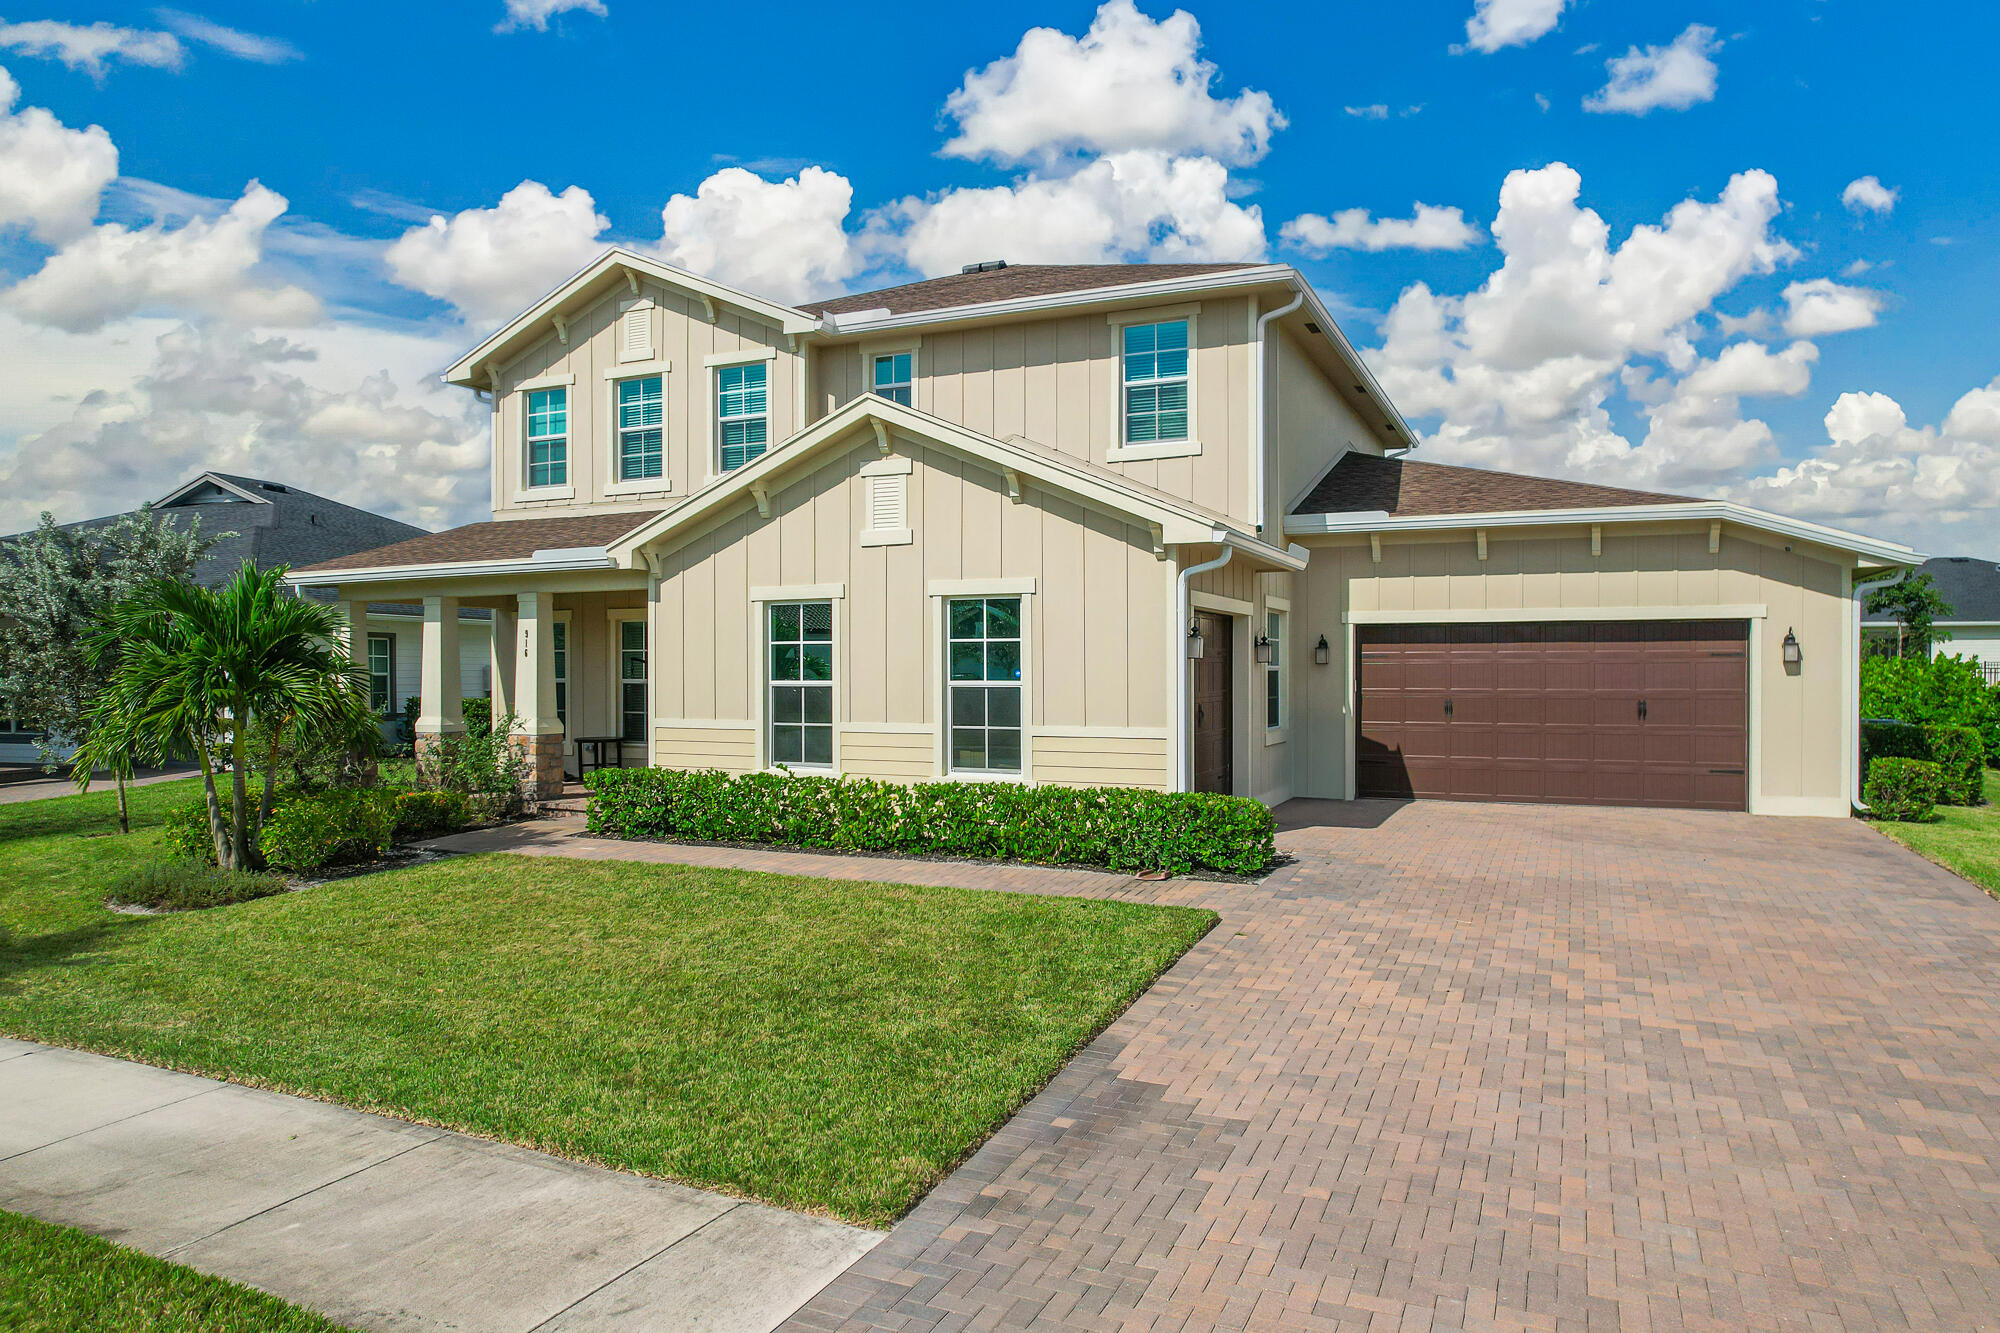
[787, 800, 2000, 1333]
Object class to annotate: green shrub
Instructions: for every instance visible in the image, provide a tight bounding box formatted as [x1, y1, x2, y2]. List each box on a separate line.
[584, 768, 1277, 876]
[461, 697, 493, 737]
[1864, 756, 1942, 823]
[1924, 723, 1987, 806]
[161, 784, 267, 866]
[392, 789, 475, 840]
[107, 861, 289, 911]
[258, 789, 396, 873]
[416, 711, 529, 817]
[1861, 654, 2000, 762]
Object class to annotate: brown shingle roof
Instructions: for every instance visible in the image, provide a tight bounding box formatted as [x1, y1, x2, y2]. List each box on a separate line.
[800, 263, 1265, 318]
[292, 511, 662, 574]
[1293, 453, 1693, 519]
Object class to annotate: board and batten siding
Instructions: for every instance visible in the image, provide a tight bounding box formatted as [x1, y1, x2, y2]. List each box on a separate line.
[648, 435, 1172, 788]
[1270, 327, 1383, 519]
[492, 282, 802, 518]
[810, 299, 1258, 531]
[1288, 525, 1855, 816]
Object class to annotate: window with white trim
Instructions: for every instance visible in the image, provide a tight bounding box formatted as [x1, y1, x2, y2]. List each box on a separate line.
[617, 618, 647, 744]
[1121, 319, 1189, 444]
[948, 597, 1022, 774]
[768, 601, 833, 767]
[1264, 610, 1284, 729]
[716, 363, 769, 472]
[616, 375, 664, 482]
[872, 352, 912, 405]
[526, 387, 568, 488]
[552, 620, 568, 728]
[366, 634, 395, 714]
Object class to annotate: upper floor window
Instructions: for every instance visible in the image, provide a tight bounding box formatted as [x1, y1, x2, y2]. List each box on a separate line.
[616, 375, 664, 482]
[1121, 319, 1189, 444]
[872, 353, 912, 406]
[526, 387, 568, 488]
[716, 363, 769, 473]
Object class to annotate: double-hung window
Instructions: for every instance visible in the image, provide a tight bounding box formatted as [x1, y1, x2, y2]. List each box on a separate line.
[768, 601, 834, 767]
[1264, 610, 1284, 729]
[366, 634, 395, 715]
[1121, 319, 1190, 444]
[526, 387, 568, 488]
[872, 352, 912, 405]
[616, 375, 664, 482]
[716, 363, 769, 472]
[948, 597, 1022, 775]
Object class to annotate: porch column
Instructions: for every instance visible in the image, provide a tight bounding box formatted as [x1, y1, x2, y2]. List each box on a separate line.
[489, 603, 518, 725]
[416, 595, 464, 754]
[513, 591, 565, 800]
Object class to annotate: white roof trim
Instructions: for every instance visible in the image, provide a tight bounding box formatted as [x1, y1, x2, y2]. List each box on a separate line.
[445, 248, 817, 386]
[154, 472, 270, 507]
[1283, 500, 1924, 566]
[281, 546, 616, 588]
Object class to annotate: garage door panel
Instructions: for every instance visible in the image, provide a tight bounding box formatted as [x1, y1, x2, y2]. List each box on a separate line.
[1356, 620, 1748, 812]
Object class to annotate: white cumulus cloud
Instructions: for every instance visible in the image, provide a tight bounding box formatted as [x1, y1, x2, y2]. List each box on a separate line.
[0, 65, 118, 243]
[1584, 24, 1721, 115]
[655, 167, 858, 303]
[1841, 175, 1897, 215]
[0, 19, 182, 78]
[1281, 204, 1482, 254]
[1462, 0, 1571, 53]
[5, 181, 321, 333]
[941, 0, 1283, 166]
[1781, 277, 1883, 337]
[384, 181, 608, 324]
[495, 0, 607, 32]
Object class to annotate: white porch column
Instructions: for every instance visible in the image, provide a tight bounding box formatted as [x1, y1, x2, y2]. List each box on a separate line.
[489, 603, 518, 725]
[513, 591, 566, 799]
[416, 595, 464, 738]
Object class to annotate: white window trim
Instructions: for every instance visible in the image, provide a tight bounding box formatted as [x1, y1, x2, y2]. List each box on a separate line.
[708, 355, 776, 483]
[604, 369, 675, 497]
[703, 346, 780, 368]
[515, 372, 575, 392]
[1107, 304, 1201, 461]
[522, 383, 574, 498]
[552, 608, 574, 755]
[755, 596, 841, 775]
[1262, 605, 1288, 745]
[931, 589, 1034, 784]
[606, 609, 650, 764]
[863, 342, 919, 408]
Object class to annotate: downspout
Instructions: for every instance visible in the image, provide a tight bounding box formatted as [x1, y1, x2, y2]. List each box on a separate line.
[1174, 541, 1234, 792]
[1850, 564, 1912, 814]
[1253, 290, 1305, 536]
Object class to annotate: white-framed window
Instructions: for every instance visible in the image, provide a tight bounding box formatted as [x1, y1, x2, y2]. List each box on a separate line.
[872, 352, 912, 405]
[1264, 609, 1284, 730]
[526, 386, 568, 488]
[615, 374, 664, 482]
[614, 617, 647, 745]
[716, 362, 769, 472]
[767, 601, 834, 767]
[947, 597, 1023, 775]
[1121, 319, 1190, 445]
[366, 633, 395, 714]
[552, 619, 569, 729]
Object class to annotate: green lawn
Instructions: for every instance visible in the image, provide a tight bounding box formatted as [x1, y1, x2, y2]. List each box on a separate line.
[1875, 767, 2000, 898]
[0, 1210, 350, 1332]
[0, 781, 1213, 1227]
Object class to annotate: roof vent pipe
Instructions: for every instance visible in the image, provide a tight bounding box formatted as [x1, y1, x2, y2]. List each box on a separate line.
[960, 260, 1009, 274]
[1253, 289, 1304, 533]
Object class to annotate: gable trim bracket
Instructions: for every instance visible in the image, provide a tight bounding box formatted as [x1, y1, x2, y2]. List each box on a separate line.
[750, 483, 773, 519]
[1003, 468, 1024, 504]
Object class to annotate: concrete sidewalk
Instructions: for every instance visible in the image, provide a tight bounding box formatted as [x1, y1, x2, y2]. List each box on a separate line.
[0, 1038, 879, 1332]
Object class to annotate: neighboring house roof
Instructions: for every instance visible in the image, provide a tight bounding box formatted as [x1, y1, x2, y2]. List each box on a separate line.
[292, 510, 663, 575]
[1862, 555, 2000, 624]
[1294, 453, 1691, 519]
[798, 263, 1264, 317]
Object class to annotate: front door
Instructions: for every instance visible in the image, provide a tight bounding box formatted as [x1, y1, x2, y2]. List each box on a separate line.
[1192, 613, 1233, 794]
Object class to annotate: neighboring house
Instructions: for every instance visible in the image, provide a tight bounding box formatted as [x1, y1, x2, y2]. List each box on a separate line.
[289, 251, 1919, 816]
[1862, 555, 2000, 678]
[0, 472, 492, 761]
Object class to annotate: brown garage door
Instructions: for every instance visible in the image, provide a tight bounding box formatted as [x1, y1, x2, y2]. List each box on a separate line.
[1356, 621, 1749, 811]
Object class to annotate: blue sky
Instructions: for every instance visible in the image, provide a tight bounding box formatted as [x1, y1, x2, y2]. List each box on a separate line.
[2, 0, 1996, 555]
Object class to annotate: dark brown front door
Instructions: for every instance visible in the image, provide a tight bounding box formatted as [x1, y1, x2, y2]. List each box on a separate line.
[1355, 620, 1749, 811]
[1192, 613, 1233, 794]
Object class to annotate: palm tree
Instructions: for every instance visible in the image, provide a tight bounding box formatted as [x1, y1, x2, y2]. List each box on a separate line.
[85, 564, 369, 869]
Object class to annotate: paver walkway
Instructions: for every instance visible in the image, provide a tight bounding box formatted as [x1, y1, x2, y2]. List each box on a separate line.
[0, 1038, 878, 1333]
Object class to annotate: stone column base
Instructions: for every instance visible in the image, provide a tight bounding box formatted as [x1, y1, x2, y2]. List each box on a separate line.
[510, 732, 567, 803]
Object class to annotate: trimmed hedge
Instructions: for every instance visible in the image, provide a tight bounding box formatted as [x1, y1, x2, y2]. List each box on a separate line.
[392, 789, 476, 840]
[584, 767, 1277, 876]
[259, 790, 396, 873]
[1860, 719, 1986, 806]
[1863, 756, 1942, 823]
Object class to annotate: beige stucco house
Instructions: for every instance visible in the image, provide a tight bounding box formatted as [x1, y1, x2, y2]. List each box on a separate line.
[292, 251, 1920, 817]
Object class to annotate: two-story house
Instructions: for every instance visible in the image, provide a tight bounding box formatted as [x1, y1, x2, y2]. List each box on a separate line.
[292, 250, 1919, 817]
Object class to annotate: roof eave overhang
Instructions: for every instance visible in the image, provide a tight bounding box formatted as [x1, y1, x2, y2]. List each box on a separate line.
[1284, 501, 1925, 566]
[282, 547, 619, 587]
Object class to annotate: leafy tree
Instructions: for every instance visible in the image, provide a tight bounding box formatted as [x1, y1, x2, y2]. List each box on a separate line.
[87, 564, 369, 869]
[1861, 653, 2000, 763]
[1866, 573, 1954, 658]
[0, 507, 226, 832]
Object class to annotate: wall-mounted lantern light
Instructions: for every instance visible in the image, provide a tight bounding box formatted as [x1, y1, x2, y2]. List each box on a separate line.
[1314, 634, 1330, 666]
[1186, 618, 1205, 660]
[1254, 634, 1273, 664]
[1782, 627, 1802, 667]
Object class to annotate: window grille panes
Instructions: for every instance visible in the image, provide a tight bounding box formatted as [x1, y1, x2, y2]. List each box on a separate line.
[619, 619, 647, 744]
[552, 621, 568, 727]
[526, 387, 568, 487]
[716, 363, 769, 472]
[769, 601, 833, 767]
[1121, 319, 1189, 444]
[1265, 610, 1283, 728]
[617, 375, 664, 481]
[948, 597, 1022, 774]
[366, 634, 394, 714]
[872, 352, 912, 406]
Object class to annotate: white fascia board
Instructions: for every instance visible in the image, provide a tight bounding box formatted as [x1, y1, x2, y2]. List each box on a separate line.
[445, 247, 815, 386]
[281, 547, 615, 587]
[153, 472, 269, 507]
[1283, 500, 1924, 565]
